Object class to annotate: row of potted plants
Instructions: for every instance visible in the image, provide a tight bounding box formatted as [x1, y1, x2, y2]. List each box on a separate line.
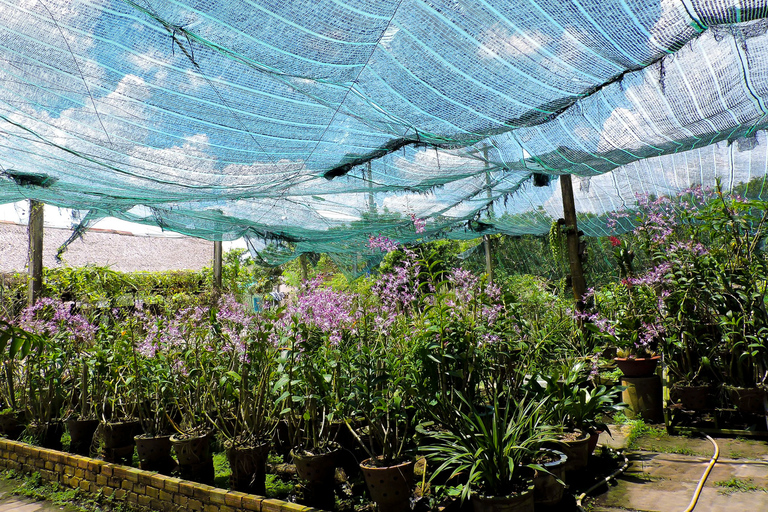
[0, 261, 625, 510]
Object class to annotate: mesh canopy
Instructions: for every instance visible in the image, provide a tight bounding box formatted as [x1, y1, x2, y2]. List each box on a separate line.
[0, 1, 768, 262]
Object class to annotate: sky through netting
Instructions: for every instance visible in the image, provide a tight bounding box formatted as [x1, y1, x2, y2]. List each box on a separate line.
[1, 0, 768, 264]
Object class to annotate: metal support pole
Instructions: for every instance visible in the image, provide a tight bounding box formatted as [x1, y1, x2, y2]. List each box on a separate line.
[27, 200, 44, 306]
[213, 240, 223, 292]
[560, 174, 586, 312]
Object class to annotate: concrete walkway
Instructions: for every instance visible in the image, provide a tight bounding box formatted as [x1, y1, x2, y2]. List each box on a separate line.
[589, 426, 768, 512]
[0, 479, 77, 512]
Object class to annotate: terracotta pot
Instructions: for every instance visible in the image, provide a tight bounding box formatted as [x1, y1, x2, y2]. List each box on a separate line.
[726, 386, 767, 415]
[360, 457, 415, 512]
[544, 430, 589, 472]
[135, 434, 175, 473]
[471, 485, 535, 512]
[227, 442, 270, 495]
[532, 449, 567, 506]
[587, 430, 602, 455]
[170, 431, 214, 484]
[614, 356, 660, 377]
[66, 418, 99, 455]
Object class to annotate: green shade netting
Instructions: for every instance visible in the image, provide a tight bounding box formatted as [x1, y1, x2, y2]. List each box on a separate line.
[1, 1, 768, 264]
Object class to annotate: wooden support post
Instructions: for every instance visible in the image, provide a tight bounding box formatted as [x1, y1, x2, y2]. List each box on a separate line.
[300, 254, 308, 283]
[213, 240, 223, 293]
[560, 174, 586, 312]
[483, 235, 493, 285]
[483, 148, 493, 284]
[27, 200, 44, 306]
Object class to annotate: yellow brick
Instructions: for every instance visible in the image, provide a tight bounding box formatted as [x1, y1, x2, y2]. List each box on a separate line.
[79, 480, 90, 492]
[166, 478, 183, 493]
[280, 504, 316, 512]
[74, 468, 84, 479]
[173, 494, 188, 507]
[121, 480, 133, 490]
[124, 468, 142, 483]
[126, 492, 138, 504]
[101, 464, 114, 477]
[208, 489, 228, 505]
[159, 490, 173, 502]
[260, 499, 284, 512]
[96, 475, 108, 486]
[205, 505, 218, 512]
[139, 495, 151, 507]
[70, 477, 81, 489]
[146, 486, 160, 499]
[188, 498, 203, 511]
[224, 492, 244, 508]
[241, 495, 263, 511]
[178, 481, 196, 496]
[44, 461, 54, 470]
[193, 484, 214, 500]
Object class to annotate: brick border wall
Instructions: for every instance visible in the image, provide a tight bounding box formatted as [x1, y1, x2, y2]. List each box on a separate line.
[0, 439, 322, 512]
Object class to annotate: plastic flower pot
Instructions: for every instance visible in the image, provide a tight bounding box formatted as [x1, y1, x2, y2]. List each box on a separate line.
[226, 441, 270, 495]
[614, 356, 660, 378]
[471, 483, 535, 512]
[359, 457, 415, 512]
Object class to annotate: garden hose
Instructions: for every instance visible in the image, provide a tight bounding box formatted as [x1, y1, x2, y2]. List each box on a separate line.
[575, 448, 629, 512]
[682, 434, 719, 512]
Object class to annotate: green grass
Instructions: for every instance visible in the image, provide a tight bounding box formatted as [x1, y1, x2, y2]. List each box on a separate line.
[715, 477, 767, 496]
[2, 470, 144, 512]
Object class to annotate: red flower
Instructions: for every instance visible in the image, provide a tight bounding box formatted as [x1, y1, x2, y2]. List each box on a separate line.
[609, 236, 621, 247]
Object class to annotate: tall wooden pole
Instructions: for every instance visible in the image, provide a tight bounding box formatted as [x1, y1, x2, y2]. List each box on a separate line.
[299, 253, 308, 283]
[213, 240, 223, 293]
[483, 148, 493, 284]
[27, 200, 44, 306]
[560, 174, 586, 312]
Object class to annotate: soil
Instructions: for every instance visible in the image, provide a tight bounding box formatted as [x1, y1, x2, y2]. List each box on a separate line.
[359, 454, 412, 468]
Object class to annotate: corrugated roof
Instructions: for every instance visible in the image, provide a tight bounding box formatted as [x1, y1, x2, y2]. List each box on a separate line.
[0, 221, 212, 273]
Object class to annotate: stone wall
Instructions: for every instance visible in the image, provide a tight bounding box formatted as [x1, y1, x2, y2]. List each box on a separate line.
[0, 439, 321, 512]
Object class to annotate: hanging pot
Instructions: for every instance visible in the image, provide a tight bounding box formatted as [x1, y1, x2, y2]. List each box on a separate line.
[66, 418, 99, 455]
[226, 441, 270, 495]
[360, 456, 415, 512]
[532, 449, 567, 506]
[471, 484, 535, 512]
[135, 434, 175, 473]
[614, 356, 660, 378]
[170, 430, 214, 484]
